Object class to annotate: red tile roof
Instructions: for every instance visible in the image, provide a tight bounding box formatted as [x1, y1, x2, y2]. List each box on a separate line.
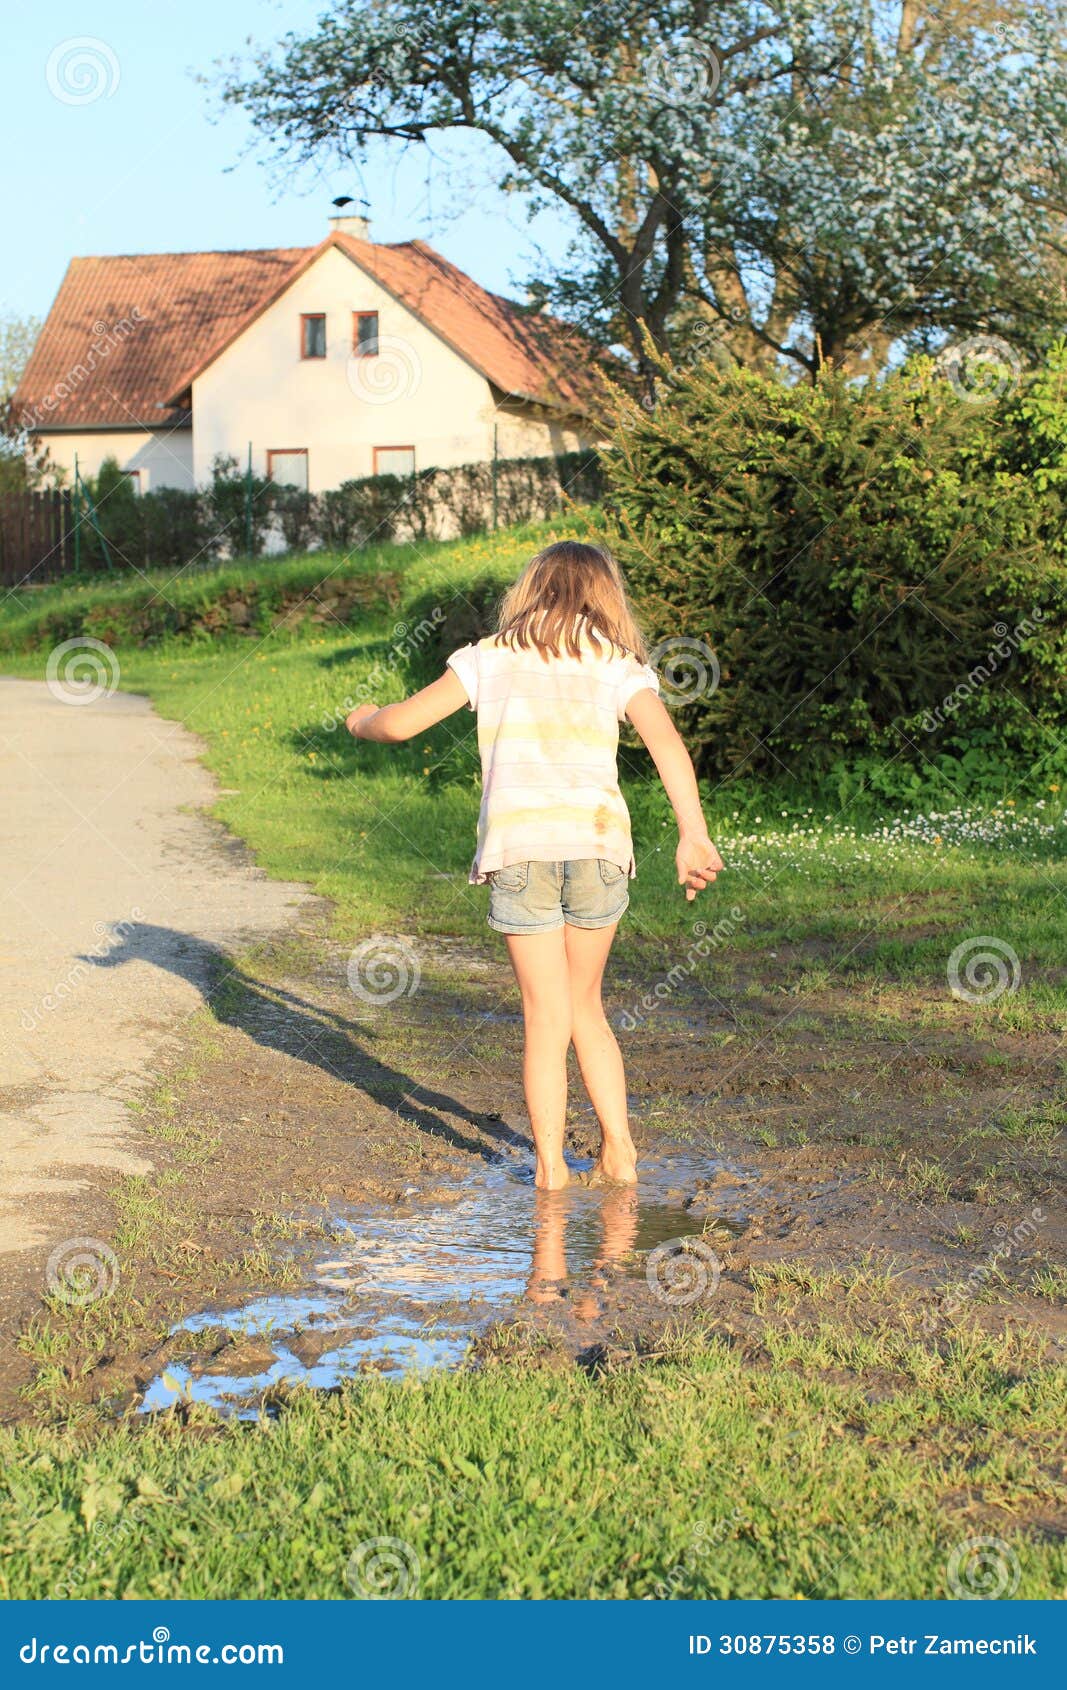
[15, 236, 606, 431]
[337, 235, 605, 412]
[13, 248, 307, 430]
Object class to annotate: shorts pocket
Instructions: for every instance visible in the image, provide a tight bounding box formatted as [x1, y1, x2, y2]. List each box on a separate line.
[597, 859, 626, 886]
[491, 862, 530, 893]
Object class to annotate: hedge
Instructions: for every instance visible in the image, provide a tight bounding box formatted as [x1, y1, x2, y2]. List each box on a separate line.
[74, 451, 605, 574]
[603, 349, 1067, 784]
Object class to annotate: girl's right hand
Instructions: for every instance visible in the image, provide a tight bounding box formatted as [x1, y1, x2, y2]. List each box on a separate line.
[676, 833, 724, 900]
[345, 703, 379, 737]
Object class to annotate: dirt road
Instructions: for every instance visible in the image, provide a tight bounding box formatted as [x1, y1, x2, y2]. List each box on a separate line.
[0, 677, 311, 1259]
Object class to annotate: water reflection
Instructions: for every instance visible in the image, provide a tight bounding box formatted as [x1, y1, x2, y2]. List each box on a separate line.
[527, 1186, 639, 1320]
[140, 1150, 752, 1415]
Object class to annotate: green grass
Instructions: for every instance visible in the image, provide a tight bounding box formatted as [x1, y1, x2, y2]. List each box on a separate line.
[1, 1326, 1062, 1600]
[3, 528, 1065, 961]
[3, 528, 1065, 1598]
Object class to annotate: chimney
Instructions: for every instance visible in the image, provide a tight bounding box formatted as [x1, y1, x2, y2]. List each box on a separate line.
[329, 211, 371, 242]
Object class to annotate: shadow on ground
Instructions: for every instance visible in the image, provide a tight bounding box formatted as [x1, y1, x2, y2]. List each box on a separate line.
[82, 923, 528, 1167]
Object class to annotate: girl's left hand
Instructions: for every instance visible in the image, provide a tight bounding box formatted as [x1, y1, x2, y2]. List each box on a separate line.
[345, 703, 378, 737]
[676, 833, 724, 900]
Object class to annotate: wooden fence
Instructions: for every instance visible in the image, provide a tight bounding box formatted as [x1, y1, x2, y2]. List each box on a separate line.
[0, 489, 77, 587]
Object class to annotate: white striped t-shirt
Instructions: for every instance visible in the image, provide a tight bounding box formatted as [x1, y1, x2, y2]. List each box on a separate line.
[446, 632, 660, 884]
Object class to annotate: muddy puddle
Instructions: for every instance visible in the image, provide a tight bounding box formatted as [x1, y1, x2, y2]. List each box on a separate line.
[141, 1147, 756, 1415]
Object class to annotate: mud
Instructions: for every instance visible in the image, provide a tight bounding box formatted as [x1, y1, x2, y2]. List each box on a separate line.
[3, 923, 1062, 1421]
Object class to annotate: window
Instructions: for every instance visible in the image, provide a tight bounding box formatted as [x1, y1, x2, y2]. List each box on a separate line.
[267, 449, 309, 490]
[122, 470, 142, 495]
[373, 446, 415, 478]
[300, 313, 326, 358]
[353, 311, 379, 356]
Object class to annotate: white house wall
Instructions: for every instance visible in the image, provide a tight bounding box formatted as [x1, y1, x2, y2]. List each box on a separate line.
[491, 405, 597, 460]
[191, 245, 589, 491]
[38, 428, 194, 491]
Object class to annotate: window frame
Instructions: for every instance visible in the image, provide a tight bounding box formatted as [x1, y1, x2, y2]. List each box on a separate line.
[299, 313, 327, 360]
[372, 445, 416, 478]
[352, 310, 380, 357]
[266, 448, 310, 490]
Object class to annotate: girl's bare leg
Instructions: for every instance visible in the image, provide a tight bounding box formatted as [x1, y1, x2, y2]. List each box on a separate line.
[527, 1191, 569, 1300]
[564, 922, 637, 1183]
[504, 930, 572, 1190]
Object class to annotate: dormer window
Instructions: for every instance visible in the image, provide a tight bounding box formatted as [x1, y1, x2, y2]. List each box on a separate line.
[353, 311, 379, 356]
[300, 314, 326, 359]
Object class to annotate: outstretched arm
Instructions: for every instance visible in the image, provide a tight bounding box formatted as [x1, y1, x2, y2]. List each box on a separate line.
[625, 688, 724, 900]
[346, 671, 469, 742]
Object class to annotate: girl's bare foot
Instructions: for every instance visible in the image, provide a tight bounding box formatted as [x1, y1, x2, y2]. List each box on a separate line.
[535, 1160, 570, 1191]
[592, 1139, 638, 1184]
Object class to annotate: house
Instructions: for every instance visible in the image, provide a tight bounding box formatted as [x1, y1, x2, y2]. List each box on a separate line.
[13, 211, 606, 494]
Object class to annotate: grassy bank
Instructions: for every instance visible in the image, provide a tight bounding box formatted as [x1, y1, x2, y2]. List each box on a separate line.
[2, 1325, 1063, 1600]
[0, 525, 534, 653]
[2, 526, 1065, 957]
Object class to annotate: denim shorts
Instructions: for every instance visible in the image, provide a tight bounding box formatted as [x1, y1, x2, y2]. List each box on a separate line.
[487, 858, 630, 935]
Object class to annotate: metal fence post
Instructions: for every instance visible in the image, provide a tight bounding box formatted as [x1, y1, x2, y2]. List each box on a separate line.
[245, 443, 253, 556]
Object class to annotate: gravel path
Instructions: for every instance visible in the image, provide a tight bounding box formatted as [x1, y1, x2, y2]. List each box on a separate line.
[0, 677, 312, 1257]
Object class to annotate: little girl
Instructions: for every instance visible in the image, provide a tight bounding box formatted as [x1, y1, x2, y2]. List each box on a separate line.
[346, 540, 723, 1190]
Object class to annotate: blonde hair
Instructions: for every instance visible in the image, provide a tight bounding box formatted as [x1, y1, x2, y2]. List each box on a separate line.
[495, 540, 647, 661]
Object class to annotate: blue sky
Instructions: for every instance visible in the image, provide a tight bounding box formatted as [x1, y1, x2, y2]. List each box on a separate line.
[3, 0, 572, 325]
